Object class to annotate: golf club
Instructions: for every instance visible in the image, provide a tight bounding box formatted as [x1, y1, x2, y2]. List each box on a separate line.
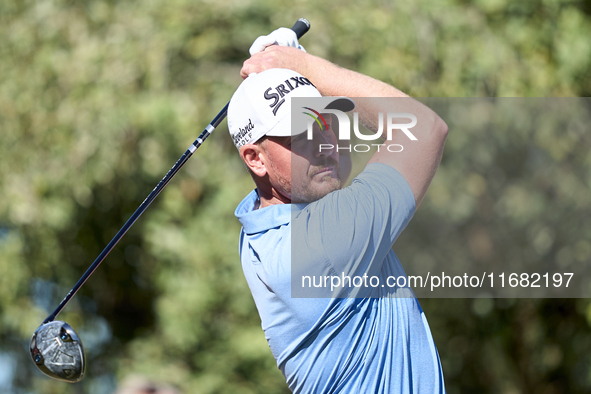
[30, 18, 311, 383]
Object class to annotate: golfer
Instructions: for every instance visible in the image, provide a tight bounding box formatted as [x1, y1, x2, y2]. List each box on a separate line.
[228, 29, 448, 393]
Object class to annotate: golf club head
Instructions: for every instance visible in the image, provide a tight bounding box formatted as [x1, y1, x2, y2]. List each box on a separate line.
[30, 321, 85, 382]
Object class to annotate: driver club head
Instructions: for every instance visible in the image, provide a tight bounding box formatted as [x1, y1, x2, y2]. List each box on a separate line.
[30, 321, 85, 382]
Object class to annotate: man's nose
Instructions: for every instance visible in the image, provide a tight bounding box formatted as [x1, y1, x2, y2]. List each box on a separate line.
[314, 127, 337, 156]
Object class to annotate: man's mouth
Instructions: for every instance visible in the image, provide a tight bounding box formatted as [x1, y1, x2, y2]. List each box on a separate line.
[313, 166, 336, 178]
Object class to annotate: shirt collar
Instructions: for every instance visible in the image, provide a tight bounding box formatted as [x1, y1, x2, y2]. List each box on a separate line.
[235, 189, 305, 235]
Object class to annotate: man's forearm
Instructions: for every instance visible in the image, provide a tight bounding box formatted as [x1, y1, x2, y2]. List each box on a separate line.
[241, 46, 407, 98]
[291, 52, 425, 138]
[296, 54, 408, 99]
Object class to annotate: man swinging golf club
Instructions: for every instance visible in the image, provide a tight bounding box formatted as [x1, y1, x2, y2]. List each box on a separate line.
[229, 28, 448, 393]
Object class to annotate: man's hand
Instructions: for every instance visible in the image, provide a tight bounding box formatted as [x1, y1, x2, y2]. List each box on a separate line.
[240, 46, 309, 79]
[249, 27, 306, 55]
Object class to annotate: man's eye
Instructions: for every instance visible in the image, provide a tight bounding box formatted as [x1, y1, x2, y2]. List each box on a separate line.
[292, 134, 306, 143]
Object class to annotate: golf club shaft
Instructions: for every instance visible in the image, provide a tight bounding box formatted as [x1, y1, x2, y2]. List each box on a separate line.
[43, 18, 311, 324]
[43, 104, 227, 324]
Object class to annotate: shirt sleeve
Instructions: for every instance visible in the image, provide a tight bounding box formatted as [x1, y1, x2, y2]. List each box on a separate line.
[291, 163, 416, 292]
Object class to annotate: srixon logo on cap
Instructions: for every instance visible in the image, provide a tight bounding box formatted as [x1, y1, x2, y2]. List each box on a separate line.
[264, 77, 315, 116]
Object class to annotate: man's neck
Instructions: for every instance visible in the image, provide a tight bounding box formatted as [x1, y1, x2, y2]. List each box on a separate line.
[259, 195, 290, 208]
[257, 188, 291, 208]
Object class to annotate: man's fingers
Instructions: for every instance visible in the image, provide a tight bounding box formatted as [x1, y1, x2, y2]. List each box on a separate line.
[240, 62, 263, 79]
[240, 46, 306, 79]
[240, 49, 274, 78]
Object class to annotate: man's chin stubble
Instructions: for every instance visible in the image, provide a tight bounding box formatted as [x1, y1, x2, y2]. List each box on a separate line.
[291, 178, 342, 204]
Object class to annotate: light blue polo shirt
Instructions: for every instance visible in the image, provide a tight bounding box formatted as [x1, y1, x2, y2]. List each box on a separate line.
[235, 163, 445, 393]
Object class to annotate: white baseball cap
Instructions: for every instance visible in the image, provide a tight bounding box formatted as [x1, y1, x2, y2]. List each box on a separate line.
[228, 68, 355, 149]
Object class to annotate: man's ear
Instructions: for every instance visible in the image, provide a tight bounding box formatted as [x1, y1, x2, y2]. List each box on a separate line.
[240, 144, 267, 177]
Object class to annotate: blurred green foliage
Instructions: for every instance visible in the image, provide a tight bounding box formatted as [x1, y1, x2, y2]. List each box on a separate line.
[1, 0, 590, 393]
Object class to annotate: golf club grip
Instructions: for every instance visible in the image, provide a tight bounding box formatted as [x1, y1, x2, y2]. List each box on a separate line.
[43, 19, 311, 324]
[291, 18, 311, 39]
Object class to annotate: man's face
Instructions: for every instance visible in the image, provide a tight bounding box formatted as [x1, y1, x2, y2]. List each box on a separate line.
[261, 114, 341, 204]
